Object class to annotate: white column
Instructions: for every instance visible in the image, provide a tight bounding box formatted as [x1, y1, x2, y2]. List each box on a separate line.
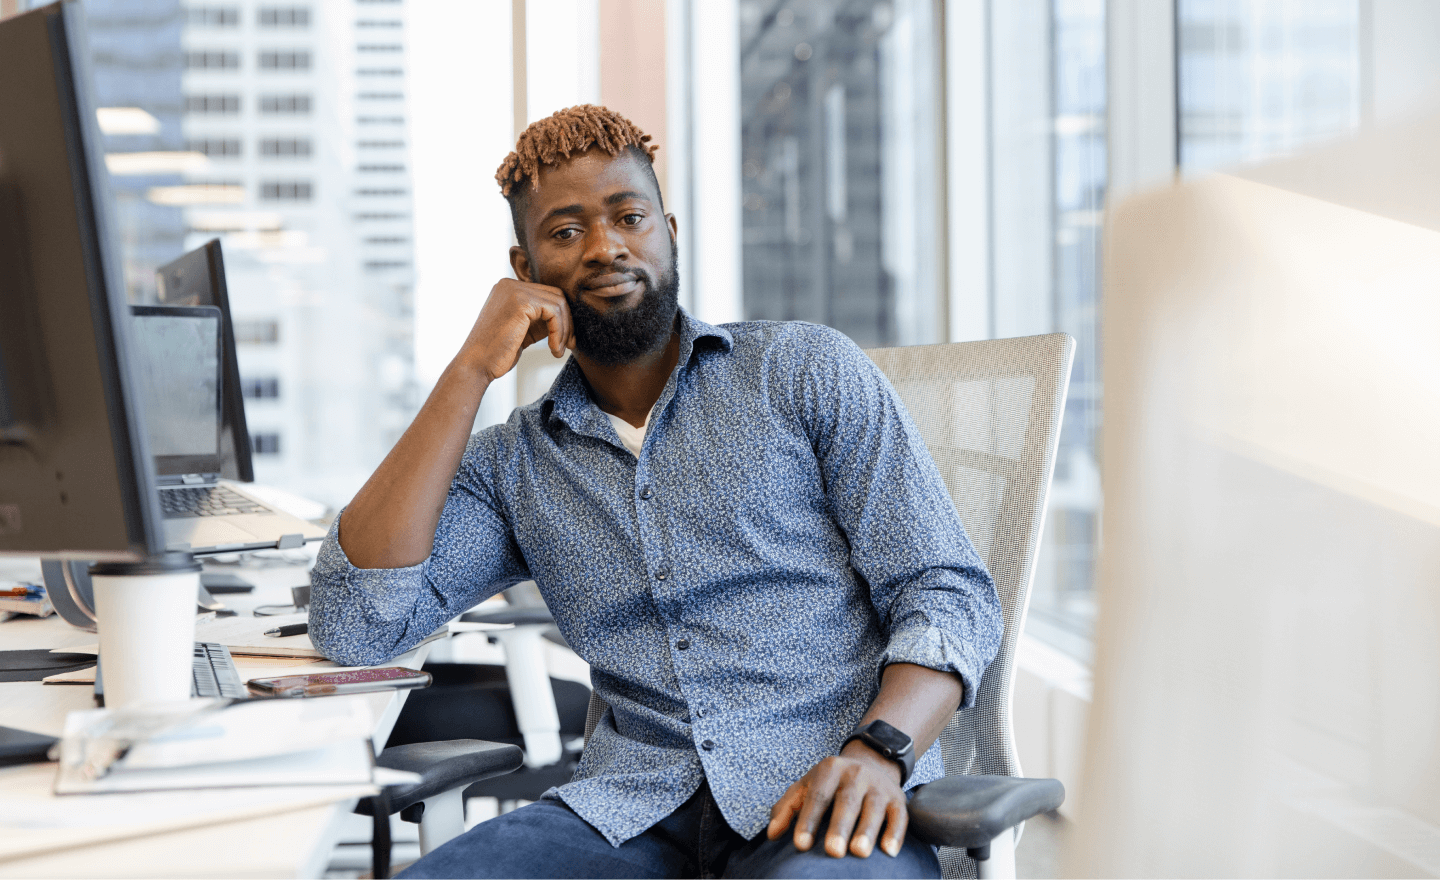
[1106, 0, 1176, 200]
[944, 0, 992, 343]
[687, 0, 743, 324]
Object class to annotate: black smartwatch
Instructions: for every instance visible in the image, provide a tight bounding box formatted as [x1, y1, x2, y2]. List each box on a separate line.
[842, 719, 915, 785]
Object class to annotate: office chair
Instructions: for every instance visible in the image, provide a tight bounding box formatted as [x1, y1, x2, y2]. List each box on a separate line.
[578, 333, 1076, 879]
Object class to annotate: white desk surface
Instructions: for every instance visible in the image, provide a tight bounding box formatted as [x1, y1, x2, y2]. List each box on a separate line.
[0, 549, 429, 878]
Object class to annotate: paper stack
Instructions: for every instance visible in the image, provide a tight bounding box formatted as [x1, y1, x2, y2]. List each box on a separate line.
[52, 697, 410, 795]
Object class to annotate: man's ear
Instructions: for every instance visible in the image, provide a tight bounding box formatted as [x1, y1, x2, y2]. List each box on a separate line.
[509, 245, 534, 283]
[666, 212, 678, 242]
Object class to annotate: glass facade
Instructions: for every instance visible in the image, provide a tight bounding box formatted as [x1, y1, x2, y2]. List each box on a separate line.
[1178, 0, 1361, 173]
[737, 0, 941, 349]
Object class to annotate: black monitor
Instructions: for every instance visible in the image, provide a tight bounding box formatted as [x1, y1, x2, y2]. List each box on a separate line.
[156, 241, 255, 482]
[0, 1, 163, 560]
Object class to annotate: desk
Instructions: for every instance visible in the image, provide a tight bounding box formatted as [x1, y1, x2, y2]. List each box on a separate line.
[0, 549, 430, 878]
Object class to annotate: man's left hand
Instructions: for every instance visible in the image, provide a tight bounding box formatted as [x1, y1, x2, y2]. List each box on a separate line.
[765, 742, 907, 859]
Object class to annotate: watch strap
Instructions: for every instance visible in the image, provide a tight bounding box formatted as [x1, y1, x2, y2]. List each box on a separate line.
[843, 720, 915, 785]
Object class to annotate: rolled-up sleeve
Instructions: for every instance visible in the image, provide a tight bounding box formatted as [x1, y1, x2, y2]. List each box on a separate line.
[309, 431, 532, 666]
[790, 325, 1003, 708]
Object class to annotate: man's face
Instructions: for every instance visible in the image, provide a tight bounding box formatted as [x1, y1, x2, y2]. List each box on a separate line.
[511, 149, 680, 365]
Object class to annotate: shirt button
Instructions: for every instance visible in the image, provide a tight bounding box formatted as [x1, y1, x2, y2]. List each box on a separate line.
[701, 739, 715, 751]
[676, 639, 690, 650]
[640, 487, 653, 500]
[656, 569, 669, 581]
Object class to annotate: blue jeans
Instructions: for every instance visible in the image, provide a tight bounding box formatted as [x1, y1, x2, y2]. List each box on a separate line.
[398, 782, 941, 879]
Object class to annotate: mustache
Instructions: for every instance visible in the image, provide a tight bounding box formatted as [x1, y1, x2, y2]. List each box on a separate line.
[577, 268, 650, 290]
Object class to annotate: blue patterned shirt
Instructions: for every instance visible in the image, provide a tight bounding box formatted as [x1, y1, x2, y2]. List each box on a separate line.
[309, 310, 1002, 846]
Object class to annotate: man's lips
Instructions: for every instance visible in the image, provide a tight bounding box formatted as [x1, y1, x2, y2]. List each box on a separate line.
[582, 274, 643, 298]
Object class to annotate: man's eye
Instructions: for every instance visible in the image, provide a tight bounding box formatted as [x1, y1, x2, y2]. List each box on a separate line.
[554, 228, 580, 241]
[620, 213, 644, 226]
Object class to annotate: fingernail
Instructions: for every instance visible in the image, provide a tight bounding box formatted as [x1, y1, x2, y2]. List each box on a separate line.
[853, 835, 871, 857]
[826, 837, 846, 858]
[794, 832, 812, 850]
[883, 838, 901, 857]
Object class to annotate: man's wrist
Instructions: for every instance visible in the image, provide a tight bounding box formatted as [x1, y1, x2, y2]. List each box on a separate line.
[840, 739, 904, 786]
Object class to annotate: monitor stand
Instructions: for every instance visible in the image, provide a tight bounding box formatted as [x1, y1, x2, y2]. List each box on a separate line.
[88, 552, 203, 708]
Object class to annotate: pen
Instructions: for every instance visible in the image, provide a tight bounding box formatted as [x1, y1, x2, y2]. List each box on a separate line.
[263, 623, 309, 638]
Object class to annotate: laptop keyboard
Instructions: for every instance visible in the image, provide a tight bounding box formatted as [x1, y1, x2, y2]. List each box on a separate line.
[161, 485, 271, 519]
[193, 641, 249, 698]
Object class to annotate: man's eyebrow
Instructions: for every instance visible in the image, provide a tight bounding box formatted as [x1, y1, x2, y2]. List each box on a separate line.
[605, 190, 651, 206]
[540, 203, 584, 225]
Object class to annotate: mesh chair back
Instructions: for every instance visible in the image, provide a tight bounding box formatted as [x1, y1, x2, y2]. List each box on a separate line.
[582, 334, 1074, 877]
[866, 334, 1073, 877]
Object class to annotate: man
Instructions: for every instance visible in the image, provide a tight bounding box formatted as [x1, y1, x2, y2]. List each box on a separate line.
[310, 105, 1002, 879]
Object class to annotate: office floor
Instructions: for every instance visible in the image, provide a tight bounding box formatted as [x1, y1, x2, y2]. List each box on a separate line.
[1015, 810, 1070, 878]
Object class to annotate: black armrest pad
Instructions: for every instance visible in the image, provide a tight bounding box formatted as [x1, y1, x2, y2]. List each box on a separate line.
[460, 607, 555, 627]
[907, 775, 1065, 848]
[357, 739, 525, 815]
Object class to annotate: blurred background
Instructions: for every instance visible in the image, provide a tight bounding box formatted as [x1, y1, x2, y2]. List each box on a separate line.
[2, 1, 1437, 872]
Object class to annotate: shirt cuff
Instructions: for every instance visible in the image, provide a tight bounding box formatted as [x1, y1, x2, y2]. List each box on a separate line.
[880, 612, 990, 710]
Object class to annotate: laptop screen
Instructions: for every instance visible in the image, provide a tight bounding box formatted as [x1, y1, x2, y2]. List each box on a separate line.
[128, 305, 223, 477]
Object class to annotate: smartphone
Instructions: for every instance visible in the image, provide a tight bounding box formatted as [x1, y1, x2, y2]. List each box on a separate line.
[247, 667, 432, 698]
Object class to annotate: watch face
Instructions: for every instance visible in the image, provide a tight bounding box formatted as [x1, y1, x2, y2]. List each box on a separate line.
[865, 720, 912, 755]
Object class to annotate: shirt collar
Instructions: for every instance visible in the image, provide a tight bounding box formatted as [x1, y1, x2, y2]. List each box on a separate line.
[541, 308, 733, 434]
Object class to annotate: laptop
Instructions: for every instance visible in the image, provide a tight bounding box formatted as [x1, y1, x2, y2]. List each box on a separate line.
[128, 305, 326, 554]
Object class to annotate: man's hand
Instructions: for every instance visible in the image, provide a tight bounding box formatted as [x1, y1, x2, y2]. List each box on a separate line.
[458, 278, 574, 383]
[766, 741, 908, 859]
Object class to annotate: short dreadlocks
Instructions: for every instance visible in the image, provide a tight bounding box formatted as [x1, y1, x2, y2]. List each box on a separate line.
[496, 104, 662, 250]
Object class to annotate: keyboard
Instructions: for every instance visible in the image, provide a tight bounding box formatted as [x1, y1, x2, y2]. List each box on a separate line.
[192, 641, 248, 698]
[160, 485, 271, 519]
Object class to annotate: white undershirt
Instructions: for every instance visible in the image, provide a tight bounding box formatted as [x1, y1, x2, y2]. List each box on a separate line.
[604, 408, 651, 458]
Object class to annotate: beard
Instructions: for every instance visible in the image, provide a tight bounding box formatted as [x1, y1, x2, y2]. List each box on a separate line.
[564, 247, 680, 366]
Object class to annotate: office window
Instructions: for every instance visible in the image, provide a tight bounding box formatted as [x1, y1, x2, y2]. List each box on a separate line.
[357, 19, 402, 28]
[259, 51, 311, 71]
[358, 164, 405, 172]
[258, 7, 310, 28]
[357, 68, 403, 77]
[355, 212, 408, 220]
[186, 51, 240, 70]
[259, 93, 312, 115]
[1178, 0, 1360, 173]
[233, 319, 280, 344]
[186, 138, 242, 157]
[188, 6, 239, 27]
[364, 260, 410, 271]
[357, 116, 406, 125]
[242, 377, 281, 400]
[357, 140, 405, 149]
[184, 94, 241, 115]
[251, 432, 282, 455]
[357, 44, 403, 52]
[358, 92, 404, 100]
[260, 138, 312, 157]
[982, 0, 1107, 655]
[261, 180, 313, 200]
[737, 0, 941, 348]
[355, 188, 407, 196]
[364, 236, 408, 244]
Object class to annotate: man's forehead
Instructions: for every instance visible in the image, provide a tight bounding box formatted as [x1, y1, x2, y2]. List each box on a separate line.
[528, 149, 659, 211]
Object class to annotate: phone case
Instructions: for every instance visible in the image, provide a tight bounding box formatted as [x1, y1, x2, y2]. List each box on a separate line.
[247, 667, 432, 698]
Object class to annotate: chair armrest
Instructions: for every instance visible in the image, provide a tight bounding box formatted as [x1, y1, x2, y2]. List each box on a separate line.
[356, 739, 524, 816]
[460, 607, 556, 627]
[907, 775, 1065, 849]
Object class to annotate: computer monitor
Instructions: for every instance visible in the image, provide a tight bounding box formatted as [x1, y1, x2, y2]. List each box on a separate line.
[155, 241, 255, 482]
[0, 1, 163, 560]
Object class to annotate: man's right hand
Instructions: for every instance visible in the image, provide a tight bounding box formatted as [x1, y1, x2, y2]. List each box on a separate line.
[337, 277, 573, 570]
[459, 278, 574, 383]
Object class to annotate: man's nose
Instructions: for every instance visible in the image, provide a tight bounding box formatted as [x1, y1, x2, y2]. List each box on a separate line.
[582, 225, 628, 265]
